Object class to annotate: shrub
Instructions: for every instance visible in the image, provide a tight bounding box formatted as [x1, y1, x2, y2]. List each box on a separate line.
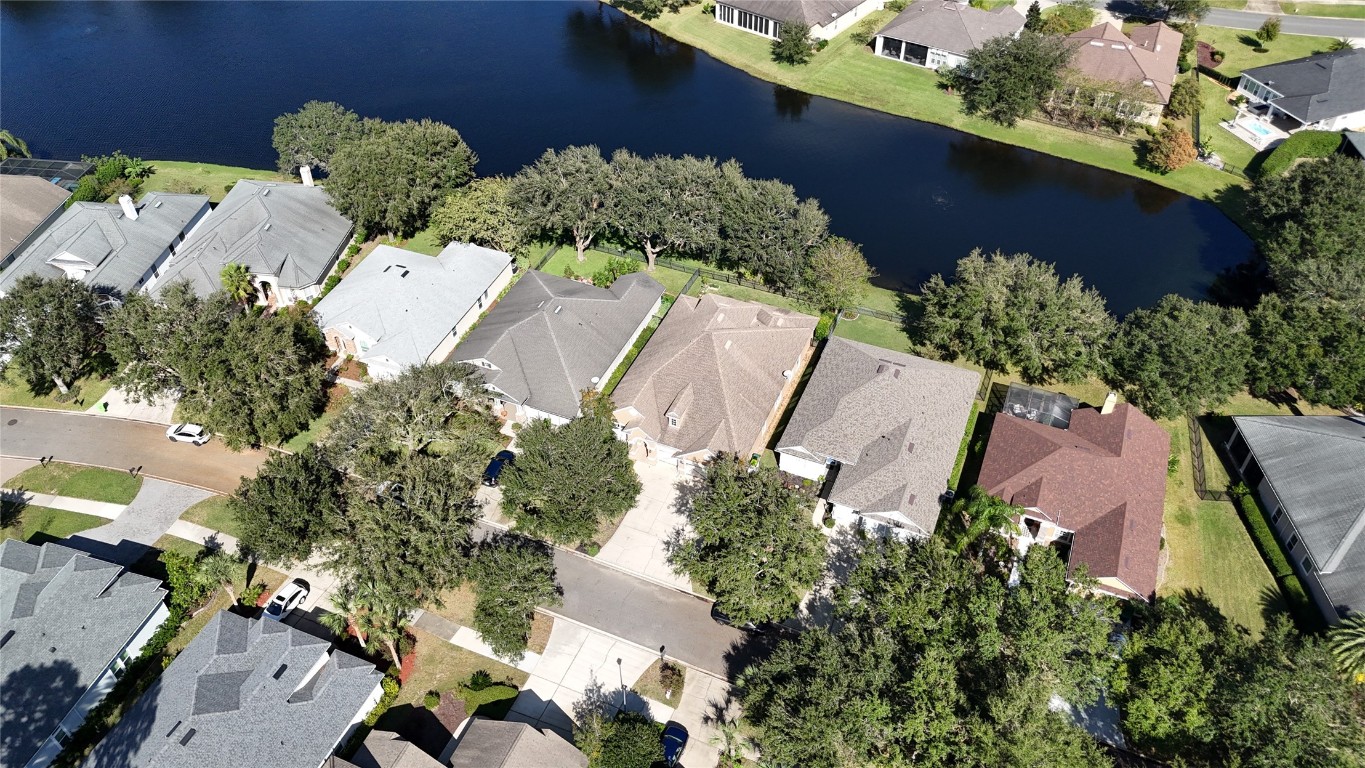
[240, 581, 267, 606]
[354, 225, 369, 243]
[1211, 48, 1225, 63]
[771, 21, 815, 65]
[591, 256, 639, 287]
[1167, 453, 1180, 476]
[322, 274, 342, 296]
[424, 690, 441, 710]
[337, 258, 351, 273]
[564, 265, 580, 281]
[815, 38, 829, 51]
[849, 17, 878, 46]
[364, 676, 401, 726]
[886, 0, 908, 10]
[598, 712, 664, 768]
[660, 662, 684, 694]
[1142, 124, 1197, 173]
[1232, 488, 1292, 577]
[1258, 130, 1344, 178]
[702, 1, 714, 13]
[1165, 77, 1200, 120]
[813, 313, 833, 341]
[467, 669, 494, 691]
[70, 174, 101, 203]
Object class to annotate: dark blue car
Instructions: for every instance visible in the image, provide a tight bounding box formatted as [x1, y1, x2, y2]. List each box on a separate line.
[662, 722, 688, 766]
[482, 450, 515, 487]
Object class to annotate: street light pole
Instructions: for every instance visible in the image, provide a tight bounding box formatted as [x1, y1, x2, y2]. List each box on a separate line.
[617, 657, 624, 710]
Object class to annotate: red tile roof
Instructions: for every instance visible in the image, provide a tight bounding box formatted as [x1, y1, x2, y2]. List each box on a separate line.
[977, 403, 1170, 599]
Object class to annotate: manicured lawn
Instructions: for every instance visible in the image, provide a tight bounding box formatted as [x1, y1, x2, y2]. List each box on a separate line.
[6, 462, 142, 504]
[400, 226, 445, 256]
[1195, 77, 1261, 176]
[391, 627, 527, 709]
[142, 160, 287, 202]
[1207, 0, 1248, 8]
[1281, 2, 1365, 18]
[283, 385, 352, 452]
[1196, 27, 1341, 77]
[428, 583, 479, 627]
[179, 495, 241, 539]
[527, 612, 553, 654]
[632, 658, 685, 707]
[634, 4, 1249, 219]
[832, 313, 917, 353]
[0, 368, 112, 411]
[540, 247, 695, 296]
[0, 504, 107, 544]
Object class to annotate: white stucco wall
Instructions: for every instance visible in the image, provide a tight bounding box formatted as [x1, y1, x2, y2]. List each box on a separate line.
[777, 450, 827, 481]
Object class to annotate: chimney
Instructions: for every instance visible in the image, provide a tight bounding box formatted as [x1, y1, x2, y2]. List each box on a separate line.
[299, 166, 315, 187]
[118, 195, 138, 221]
[1101, 392, 1118, 415]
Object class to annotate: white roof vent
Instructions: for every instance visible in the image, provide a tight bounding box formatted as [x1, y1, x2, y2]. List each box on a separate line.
[554, 305, 562, 314]
[782, 370, 793, 379]
[591, 376, 600, 384]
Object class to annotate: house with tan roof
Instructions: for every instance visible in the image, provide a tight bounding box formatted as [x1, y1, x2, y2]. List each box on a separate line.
[612, 293, 817, 470]
[776, 337, 980, 538]
[977, 399, 1170, 601]
[1063, 21, 1183, 126]
[0, 176, 71, 267]
[873, 0, 1024, 71]
[715, 0, 885, 40]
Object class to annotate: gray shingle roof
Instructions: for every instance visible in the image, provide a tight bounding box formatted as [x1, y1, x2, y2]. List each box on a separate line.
[448, 719, 587, 768]
[154, 181, 353, 295]
[875, 0, 1024, 57]
[1233, 416, 1365, 615]
[0, 540, 167, 768]
[453, 270, 664, 421]
[723, 0, 865, 27]
[1241, 48, 1365, 124]
[313, 242, 511, 372]
[345, 730, 445, 768]
[614, 293, 818, 459]
[84, 611, 383, 768]
[0, 191, 209, 298]
[0, 176, 71, 263]
[777, 337, 980, 536]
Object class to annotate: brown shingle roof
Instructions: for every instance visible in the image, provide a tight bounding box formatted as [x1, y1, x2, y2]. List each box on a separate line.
[977, 403, 1169, 599]
[1066, 21, 1183, 105]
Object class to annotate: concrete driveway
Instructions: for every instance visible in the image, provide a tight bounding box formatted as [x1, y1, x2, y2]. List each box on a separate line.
[596, 460, 694, 593]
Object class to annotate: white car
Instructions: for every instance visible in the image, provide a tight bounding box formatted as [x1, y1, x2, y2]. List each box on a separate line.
[165, 423, 210, 445]
[263, 579, 310, 622]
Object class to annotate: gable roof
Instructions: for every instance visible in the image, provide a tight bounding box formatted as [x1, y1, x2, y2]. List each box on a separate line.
[84, 611, 382, 768]
[875, 0, 1024, 57]
[313, 242, 511, 371]
[453, 270, 663, 421]
[722, 0, 865, 28]
[977, 403, 1170, 599]
[777, 337, 980, 536]
[0, 191, 208, 298]
[345, 730, 445, 768]
[613, 293, 817, 459]
[1240, 48, 1365, 124]
[448, 719, 587, 768]
[0, 540, 167, 767]
[0, 176, 71, 263]
[154, 180, 353, 295]
[1066, 22, 1183, 104]
[1233, 416, 1365, 615]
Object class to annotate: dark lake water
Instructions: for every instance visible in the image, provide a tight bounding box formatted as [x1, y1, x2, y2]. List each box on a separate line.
[0, 0, 1252, 313]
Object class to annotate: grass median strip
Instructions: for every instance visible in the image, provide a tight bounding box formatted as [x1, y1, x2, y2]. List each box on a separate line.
[0, 505, 107, 544]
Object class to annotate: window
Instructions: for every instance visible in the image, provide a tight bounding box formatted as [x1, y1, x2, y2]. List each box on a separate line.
[667, 414, 679, 428]
[1301, 553, 1314, 572]
[1287, 533, 1300, 551]
[1270, 506, 1283, 525]
[55, 728, 72, 747]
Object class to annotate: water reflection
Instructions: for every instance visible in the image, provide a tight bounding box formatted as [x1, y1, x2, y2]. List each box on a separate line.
[563, 4, 694, 90]
[774, 85, 812, 121]
[945, 138, 1129, 201]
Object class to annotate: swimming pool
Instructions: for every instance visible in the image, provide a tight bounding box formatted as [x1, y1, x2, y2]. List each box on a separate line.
[1247, 122, 1274, 138]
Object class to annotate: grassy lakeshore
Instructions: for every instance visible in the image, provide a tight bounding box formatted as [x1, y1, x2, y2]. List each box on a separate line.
[619, 4, 1254, 226]
[142, 160, 288, 202]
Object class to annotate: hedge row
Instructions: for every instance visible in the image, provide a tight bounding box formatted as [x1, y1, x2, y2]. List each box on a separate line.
[1259, 130, 1344, 178]
[1231, 488, 1325, 632]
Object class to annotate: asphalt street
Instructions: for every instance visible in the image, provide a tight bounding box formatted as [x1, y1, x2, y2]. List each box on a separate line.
[1, 406, 269, 493]
[1204, 7, 1365, 37]
[3, 406, 758, 679]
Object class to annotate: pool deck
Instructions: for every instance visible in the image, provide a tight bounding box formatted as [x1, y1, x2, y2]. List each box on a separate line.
[1221, 116, 1289, 151]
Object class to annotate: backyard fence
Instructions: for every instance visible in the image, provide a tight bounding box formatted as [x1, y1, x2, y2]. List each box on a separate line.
[1187, 412, 1232, 502]
[846, 306, 906, 325]
[1198, 64, 1239, 89]
[533, 244, 561, 271]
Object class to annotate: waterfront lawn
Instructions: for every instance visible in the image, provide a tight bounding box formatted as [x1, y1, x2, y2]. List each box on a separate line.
[1281, 2, 1365, 18]
[0, 367, 112, 411]
[0, 504, 107, 544]
[540, 247, 694, 296]
[143, 160, 287, 202]
[631, 4, 1247, 216]
[401, 226, 445, 256]
[832, 313, 917, 353]
[1196, 27, 1341, 77]
[1196, 77, 1260, 175]
[6, 462, 142, 504]
[179, 495, 241, 539]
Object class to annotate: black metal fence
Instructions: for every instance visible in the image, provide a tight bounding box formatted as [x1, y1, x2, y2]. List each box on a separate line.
[533, 244, 561, 271]
[1187, 412, 1232, 502]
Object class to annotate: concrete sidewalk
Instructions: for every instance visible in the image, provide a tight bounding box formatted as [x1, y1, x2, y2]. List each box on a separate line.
[0, 488, 126, 519]
[86, 386, 178, 424]
[411, 610, 542, 674]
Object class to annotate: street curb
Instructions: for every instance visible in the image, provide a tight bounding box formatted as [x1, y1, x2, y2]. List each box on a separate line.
[0, 452, 228, 496]
[534, 607, 732, 687]
[0, 402, 173, 428]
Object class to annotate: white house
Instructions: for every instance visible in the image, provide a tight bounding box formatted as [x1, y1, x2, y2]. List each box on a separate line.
[1236, 48, 1365, 133]
[452, 270, 664, 426]
[313, 242, 514, 380]
[0, 540, 170, 768]
[715, 0, 884, 41]
[776, 338, 979, 538]
[873, 0, 1024, 71]
[154, 180, 354, 306]
[0, 191, 209, 299]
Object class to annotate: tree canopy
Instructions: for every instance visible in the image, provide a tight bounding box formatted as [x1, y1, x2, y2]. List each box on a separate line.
[430, 176, 527, 256]
[470, 533, 562, 662]
[942, 31, 1074, 127]
[714, 159, 829, 290]
[1248, 293, 1365, 409]
[1140, 0, 1211, 21]
[326, 118, 478, 238]
[918, 250, 1114, 383]
[1107, 294, 1251, 419]
[231, 446, 343, 566]
[771, 21, 815, 66]
[801, 237, 876, 314]
[509, 145, 612, 262]
[670, 455, 825, 625]
[271, 100, 365, 175]
[607, 150, 721, 270]
[0, 274, 103, 395]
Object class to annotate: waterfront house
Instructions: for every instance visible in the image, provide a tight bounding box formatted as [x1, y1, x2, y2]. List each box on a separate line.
[84, 611, 384, 768]
[154, 180, 353, 306]
[1, 540, 170, 768]
[313, 242, 514, 380]
[0, 176, 71, 268]
[0, 191, 210, 299]
[612, 293, 817, 471]
[776, 337, 979, 538]
[0, 157, 95, 193]
[1063, 22, 1183, 126]
[977, 398, 1169, 601]
[1235, 48, 1365, 134]
[715, 0, 884, 41]
[872, 0, 1024, 71]
[1224, 416, 1365, 624]
[453, 270, 663, 425]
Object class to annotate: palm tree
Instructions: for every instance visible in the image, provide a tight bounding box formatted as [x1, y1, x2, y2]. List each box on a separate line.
[1328, 612, 1365, 683]
[219, 263, 256, 307]
[950, 485, 1022, 556]
[197, 550, 240, 605]
[321, 578, 412, 668]
[1328, 38, 1354, 52]
[0, 129, 30, 160]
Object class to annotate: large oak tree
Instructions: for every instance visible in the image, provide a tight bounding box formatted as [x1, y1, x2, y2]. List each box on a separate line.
[0, 274, 103, 395]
